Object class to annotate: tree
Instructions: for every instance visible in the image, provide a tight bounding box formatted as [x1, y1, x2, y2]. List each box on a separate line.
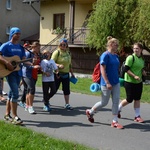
[87, 0, 150, 53]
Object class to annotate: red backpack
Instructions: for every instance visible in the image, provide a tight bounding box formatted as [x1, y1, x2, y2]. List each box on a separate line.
[92, 62, 100, 83]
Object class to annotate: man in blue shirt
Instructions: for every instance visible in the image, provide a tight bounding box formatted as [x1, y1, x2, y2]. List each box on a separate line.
[0, 27, 26, 125]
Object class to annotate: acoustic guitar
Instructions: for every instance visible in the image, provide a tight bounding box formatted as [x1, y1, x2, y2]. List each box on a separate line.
[0, 55, 32, 78]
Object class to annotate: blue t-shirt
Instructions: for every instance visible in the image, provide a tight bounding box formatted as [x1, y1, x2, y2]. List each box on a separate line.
[0, 41, 25, 76]
[100, 51, 120, 86]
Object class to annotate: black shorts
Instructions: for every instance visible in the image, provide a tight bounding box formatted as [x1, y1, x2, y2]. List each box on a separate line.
[124, 81, 143, 103]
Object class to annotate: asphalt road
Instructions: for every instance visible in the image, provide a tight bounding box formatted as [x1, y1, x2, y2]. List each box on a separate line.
[0, 82, 150, 150]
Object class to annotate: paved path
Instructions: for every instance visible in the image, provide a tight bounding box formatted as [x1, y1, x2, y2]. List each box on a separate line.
[0, 82, 150, 150]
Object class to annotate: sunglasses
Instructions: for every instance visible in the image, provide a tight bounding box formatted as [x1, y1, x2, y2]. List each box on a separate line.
[60, 44, 67, 47]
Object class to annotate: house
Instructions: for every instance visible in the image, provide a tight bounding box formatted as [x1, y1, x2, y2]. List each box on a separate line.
[39, 0, 98, 74]
[0, 0, 40, 44]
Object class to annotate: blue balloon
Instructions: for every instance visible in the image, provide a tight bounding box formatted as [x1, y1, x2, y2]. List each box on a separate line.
[90, 83, 101, 92]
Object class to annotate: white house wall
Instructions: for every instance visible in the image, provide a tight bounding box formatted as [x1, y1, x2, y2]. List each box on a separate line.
[40, 0, 94, 45]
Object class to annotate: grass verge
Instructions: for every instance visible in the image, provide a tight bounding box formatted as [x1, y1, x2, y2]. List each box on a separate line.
[0, 121, 94, 150]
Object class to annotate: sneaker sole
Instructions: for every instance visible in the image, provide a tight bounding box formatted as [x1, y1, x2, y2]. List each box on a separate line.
[134, 119, 144, 123]
[12, 122, 23, 125]
[11, 120, 23, 125]
[29, 112, 37, 114]
[111, 123, 124, 129]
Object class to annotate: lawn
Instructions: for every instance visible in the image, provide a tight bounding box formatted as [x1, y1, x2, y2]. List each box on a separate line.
[0, 121, 94, 150]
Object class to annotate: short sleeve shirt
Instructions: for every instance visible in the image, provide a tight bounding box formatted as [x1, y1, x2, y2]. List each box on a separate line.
[100, 51, 120, 86]
[0, 41, 25, 76]
[51, 48, 71, 73]
[41, 59, 58, 82]
[124, 54, 144, 83]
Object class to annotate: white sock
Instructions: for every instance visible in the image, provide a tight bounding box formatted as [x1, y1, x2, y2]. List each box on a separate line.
[118, 103, 123, 112]
[113, 115, 118, 122]
[134, 108, 140, 117]
[90, 108, 95, 115]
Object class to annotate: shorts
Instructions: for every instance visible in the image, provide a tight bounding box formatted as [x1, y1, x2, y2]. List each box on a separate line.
[124, 81, 143, 103]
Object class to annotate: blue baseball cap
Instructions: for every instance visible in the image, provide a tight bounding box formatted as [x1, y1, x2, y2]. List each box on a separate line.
[59, 38, 67, 43]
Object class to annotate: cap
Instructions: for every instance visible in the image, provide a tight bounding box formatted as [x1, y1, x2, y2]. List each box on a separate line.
[9, 27, 21, 40]
[59, 38, 67, 44]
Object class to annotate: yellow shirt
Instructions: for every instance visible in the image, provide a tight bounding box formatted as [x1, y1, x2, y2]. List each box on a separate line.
[51, 48, 71, 73]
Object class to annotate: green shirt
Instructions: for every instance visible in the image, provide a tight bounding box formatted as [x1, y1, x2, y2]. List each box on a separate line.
[51, 48, 71, 73]
[124, 54, 144, 83]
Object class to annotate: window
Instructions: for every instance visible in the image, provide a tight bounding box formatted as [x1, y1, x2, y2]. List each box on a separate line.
[6, 0, 11, 10]
[6, 26, 11, 35]
[53, 13, 65, 30]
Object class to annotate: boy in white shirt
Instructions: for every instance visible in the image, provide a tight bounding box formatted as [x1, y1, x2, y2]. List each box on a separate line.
[40, 50, 59, 112]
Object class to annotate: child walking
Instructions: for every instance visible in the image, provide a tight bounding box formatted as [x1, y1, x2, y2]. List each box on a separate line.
[40, 50, 59, 112]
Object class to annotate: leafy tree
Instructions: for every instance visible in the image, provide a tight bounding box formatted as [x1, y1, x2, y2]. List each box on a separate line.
[87, 0, 150, 53]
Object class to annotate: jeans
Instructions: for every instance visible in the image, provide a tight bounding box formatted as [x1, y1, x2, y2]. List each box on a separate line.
[6, 72, 21, 102]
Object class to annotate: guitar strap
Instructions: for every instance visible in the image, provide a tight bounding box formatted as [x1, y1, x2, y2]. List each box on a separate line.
[20, 45, 34, 55]
[20, 44, 42, 60]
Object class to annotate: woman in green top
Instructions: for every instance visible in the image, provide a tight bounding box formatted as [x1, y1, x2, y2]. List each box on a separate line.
[118, 43, 146, 123]
[51, 38, 74, 110]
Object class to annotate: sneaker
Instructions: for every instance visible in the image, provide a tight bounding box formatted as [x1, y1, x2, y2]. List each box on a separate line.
[12, 116, 23, 125]
[25, 105, 28, 111]
[2, 91, 7, 95]
[43, 105, 51, 112]
[4, 114, 12, 122]
[118, 111, 121, 118]
[18, 101, 26, 108]
[86, 109, 94, 123]
[28, 106, 36, 114]
[65, 104, 73, 110]
[111, 122, 124, 129]
[134, 116, 144, 123]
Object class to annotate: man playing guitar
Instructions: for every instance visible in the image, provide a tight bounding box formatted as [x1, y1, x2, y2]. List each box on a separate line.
[0, 27, 32, 125]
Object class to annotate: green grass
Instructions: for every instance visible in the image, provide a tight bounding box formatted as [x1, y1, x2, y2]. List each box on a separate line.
[0, 121, 94, 150]
[37, 74, 150, 103]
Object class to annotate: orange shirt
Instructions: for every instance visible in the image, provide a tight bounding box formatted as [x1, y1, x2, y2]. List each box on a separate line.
[32, 57, 40, 80]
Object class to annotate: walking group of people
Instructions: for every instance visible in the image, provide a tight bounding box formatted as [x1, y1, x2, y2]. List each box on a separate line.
[0, 27, 146, 128]
[86, 36, 146, 129]
[0, 27, 74, 125]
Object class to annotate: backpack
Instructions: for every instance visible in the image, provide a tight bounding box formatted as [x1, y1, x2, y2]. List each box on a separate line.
[92, 52, 110, 83]
[92, 62, 101, 83]
[56, 49, 71, 57]
[120, 55, 134, 79]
